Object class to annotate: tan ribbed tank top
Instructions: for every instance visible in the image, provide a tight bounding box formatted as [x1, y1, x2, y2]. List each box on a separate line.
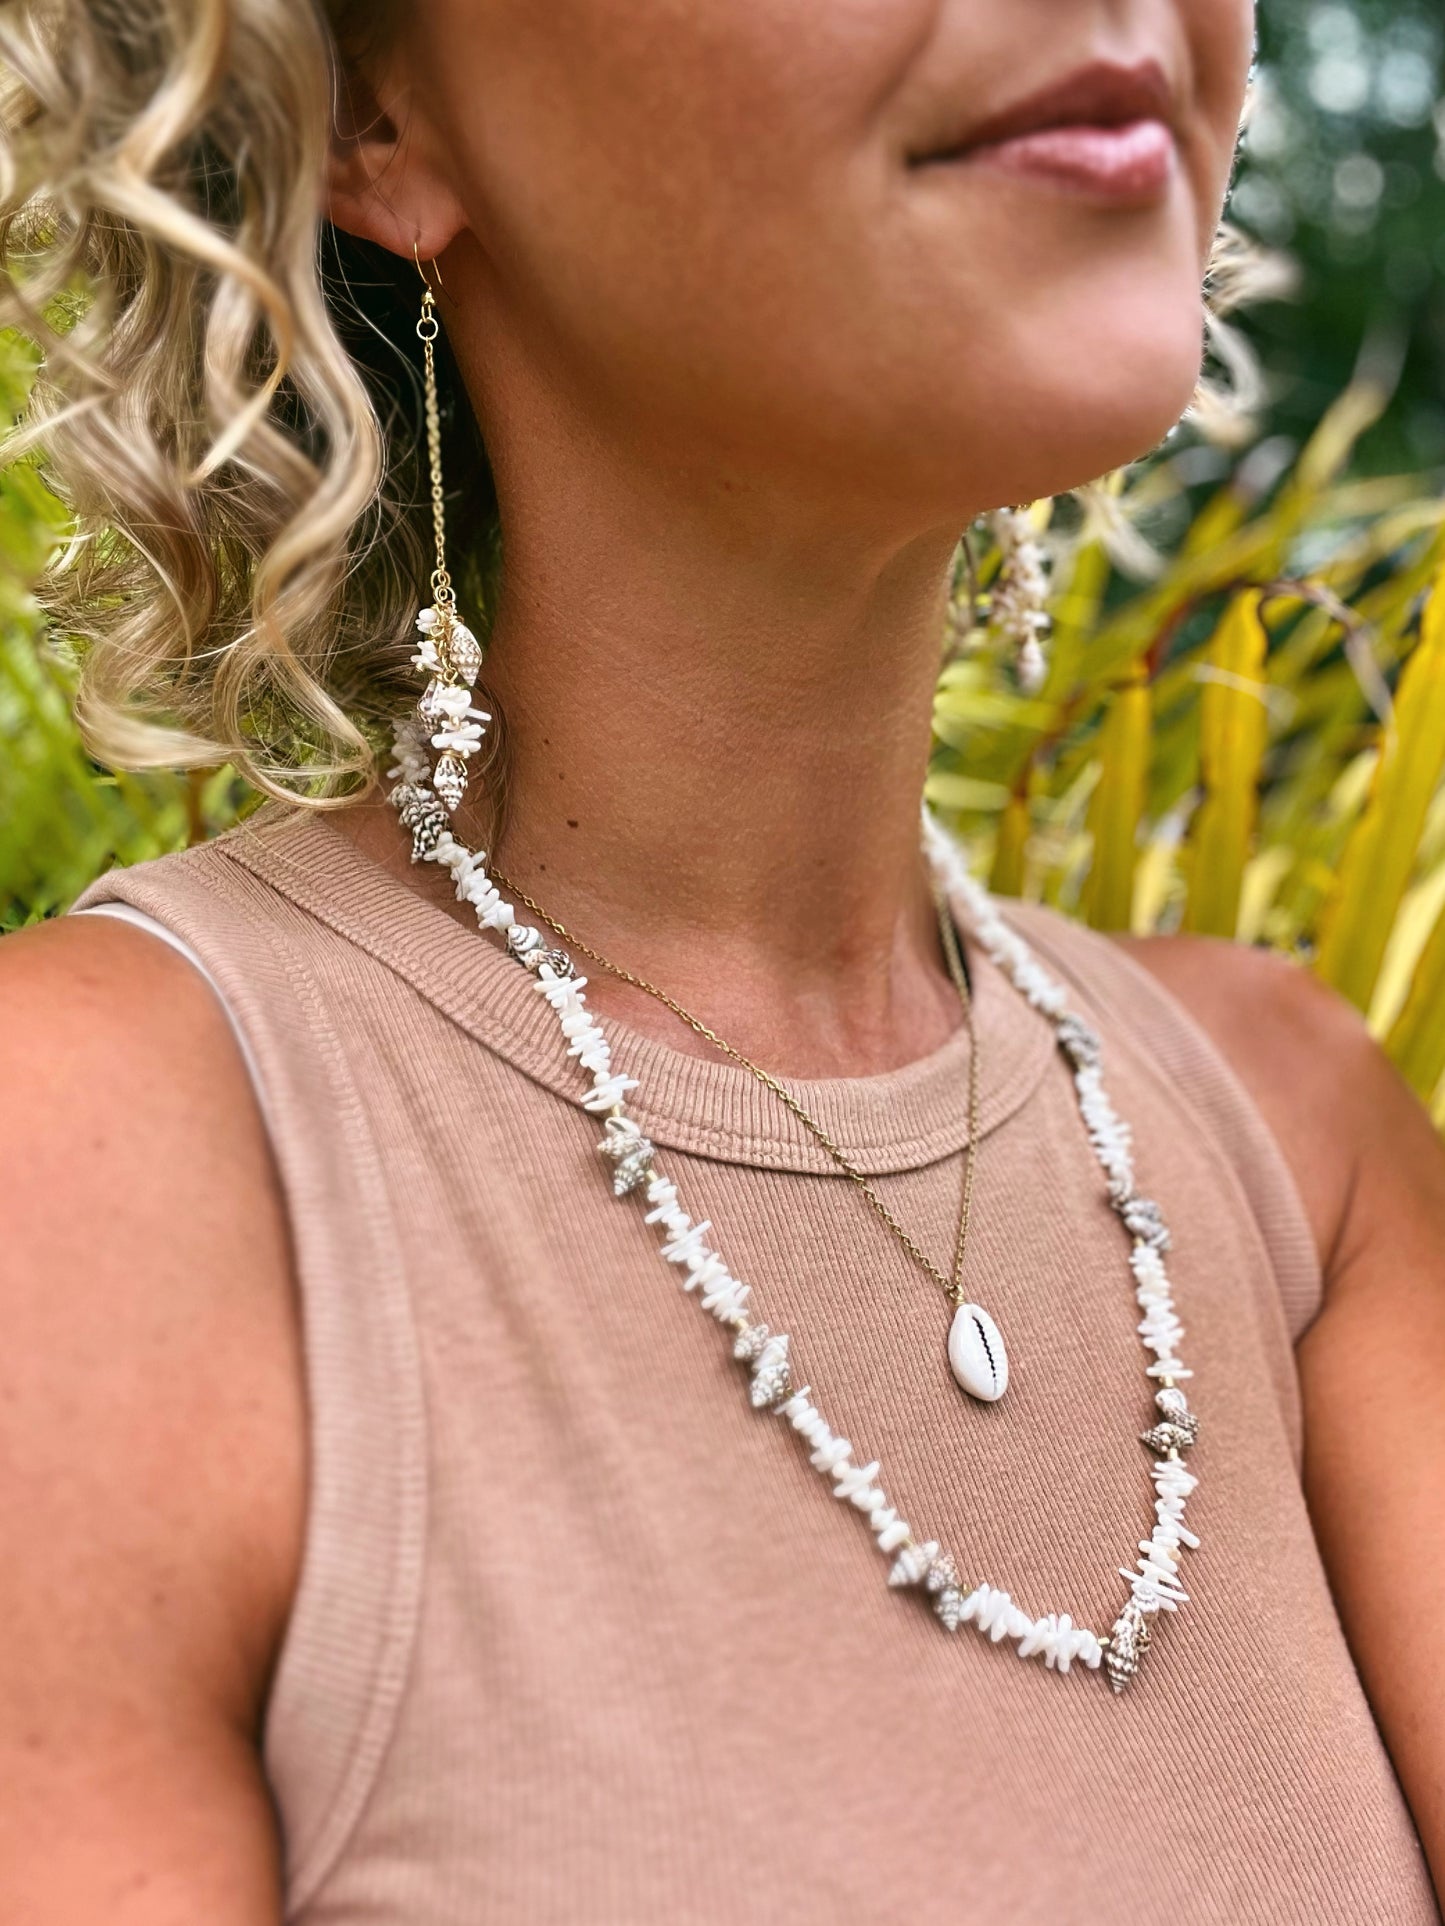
[74, 809, 1438, 1925]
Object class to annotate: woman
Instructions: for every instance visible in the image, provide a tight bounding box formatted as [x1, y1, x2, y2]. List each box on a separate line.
[1, 1, 1441, 1919]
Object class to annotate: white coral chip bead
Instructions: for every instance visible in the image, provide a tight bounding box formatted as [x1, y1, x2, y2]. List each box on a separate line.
[704, 1277, 750, 1321]
[965, 1585, 1016, 1638]
[831, 1460, 880, 1503]
[876, 1519, 912, 1555]
[1018, 1616, 1051, 1659]
[1049, 1614, 1074, 1672]
[810, 1436, 852, 1474]
[582, 1073, 639, 1112]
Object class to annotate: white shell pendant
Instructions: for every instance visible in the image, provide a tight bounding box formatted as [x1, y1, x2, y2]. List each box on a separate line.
[947, 1302, 1009, 1402]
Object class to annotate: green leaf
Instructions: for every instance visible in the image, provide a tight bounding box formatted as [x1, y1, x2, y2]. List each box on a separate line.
[923, 770, 1012, 815]
[1084, 671, 1151, 932]
[1184, 590, 1270, 939]
[1317, 567, 1445, 1011]
[989, 792, 1031, 898]
[1386, 887, 1445, 1100]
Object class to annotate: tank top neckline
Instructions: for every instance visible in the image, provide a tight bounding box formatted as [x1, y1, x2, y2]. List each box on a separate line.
[220, 807, 1057, 1176]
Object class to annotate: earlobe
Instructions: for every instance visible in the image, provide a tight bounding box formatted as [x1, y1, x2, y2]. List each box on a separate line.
[325, 65, 467, 265]
[327, 145, 462, 263]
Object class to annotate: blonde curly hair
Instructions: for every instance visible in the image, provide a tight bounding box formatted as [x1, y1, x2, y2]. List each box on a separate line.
[0, 0, 496, 801]
[0, 2, 1265, 803]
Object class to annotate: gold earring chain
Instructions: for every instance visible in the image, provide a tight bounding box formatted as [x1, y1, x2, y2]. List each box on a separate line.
[487, 865, 983, 1307]
[416, 278, 455, 613]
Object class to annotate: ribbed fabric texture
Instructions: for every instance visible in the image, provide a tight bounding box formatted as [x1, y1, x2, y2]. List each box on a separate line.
[75, 811, 1438, 1926]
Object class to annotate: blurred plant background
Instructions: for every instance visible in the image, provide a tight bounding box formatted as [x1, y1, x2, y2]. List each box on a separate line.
[3, 1, 1445, 1118]
[928, 0, 1445, 1125]
[0, 330, 248, 927]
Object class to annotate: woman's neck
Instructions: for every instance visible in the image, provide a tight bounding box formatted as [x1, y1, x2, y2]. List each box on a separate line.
[347, 383, 974, 1076]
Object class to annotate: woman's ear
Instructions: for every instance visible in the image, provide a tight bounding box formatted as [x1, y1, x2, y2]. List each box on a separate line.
[326, 48, 467, 264]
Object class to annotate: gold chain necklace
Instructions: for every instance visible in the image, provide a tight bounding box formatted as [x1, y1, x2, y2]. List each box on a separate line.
[488, 866, 985, 1314]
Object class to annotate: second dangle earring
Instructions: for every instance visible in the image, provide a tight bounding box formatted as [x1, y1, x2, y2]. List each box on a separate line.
[985, 503, 1053, 696]
[411, 245, 489, 816]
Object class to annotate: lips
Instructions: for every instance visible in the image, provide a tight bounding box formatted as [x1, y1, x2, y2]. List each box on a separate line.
[913, 57, 1178, 204]
[942, 58, 1175, 154]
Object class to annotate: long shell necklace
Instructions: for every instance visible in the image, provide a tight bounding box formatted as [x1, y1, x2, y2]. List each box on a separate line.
[387, 270, 1203, 1686]
[389, 698, 1200, 1694]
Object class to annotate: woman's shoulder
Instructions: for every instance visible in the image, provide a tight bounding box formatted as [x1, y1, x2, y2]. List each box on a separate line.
[992, 899, 1366, 1309]
[1000, 900, 1440, 1336]
[0, 906, 265, 1165]
[0, 905, 271, 1183]
[0, 912, 305, 1866]
[1114, 930, 1420, 1282]
[995, 891, 1353, 1089]
[0, 905, 305, 1558]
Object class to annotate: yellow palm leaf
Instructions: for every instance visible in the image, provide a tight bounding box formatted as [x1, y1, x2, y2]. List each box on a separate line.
[1184, 589, 1270, 938]
[989, 791, 1031, 898]
[1317, 567, 1445, 1010]
[1084, 669, 1151, 932]
[1386, 888, 1445, 1100]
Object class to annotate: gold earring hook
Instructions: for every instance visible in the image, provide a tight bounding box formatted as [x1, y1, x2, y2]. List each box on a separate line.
[413, 238, 447, 300]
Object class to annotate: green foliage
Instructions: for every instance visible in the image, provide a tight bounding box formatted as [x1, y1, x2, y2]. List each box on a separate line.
[1244, 0, 1445, 472]
[0, 619, 247, 930]
[0, 333, 248, 928]
[928, 386, 1445, 1124]
[1316, 570, 1445, 1006]
[1182, 589, 1269, 939]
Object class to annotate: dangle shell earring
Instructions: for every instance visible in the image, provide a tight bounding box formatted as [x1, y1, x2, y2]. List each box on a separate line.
[408, 244, 489, 819]
[983, 502, 1054, 696]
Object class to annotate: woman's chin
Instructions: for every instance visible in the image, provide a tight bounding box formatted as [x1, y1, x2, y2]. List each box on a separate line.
[936, 343, 1205, 509]
[808, 277, 1210, 523]
[996, 388, 1198, 501]
[859, 381, 1198, 529]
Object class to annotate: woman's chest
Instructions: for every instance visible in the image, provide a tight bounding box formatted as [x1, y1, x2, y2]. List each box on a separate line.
[292, 1076, 1433, 1924]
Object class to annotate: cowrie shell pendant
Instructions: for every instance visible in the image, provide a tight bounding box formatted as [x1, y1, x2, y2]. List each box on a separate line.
[947, 1302, 1008, 1402]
